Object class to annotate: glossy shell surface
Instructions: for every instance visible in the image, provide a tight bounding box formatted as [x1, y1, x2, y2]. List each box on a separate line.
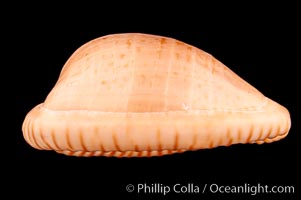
[22, 33, 291, 157]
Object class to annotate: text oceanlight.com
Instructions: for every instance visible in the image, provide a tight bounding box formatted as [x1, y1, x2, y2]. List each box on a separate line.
[125, 183, 294, 196]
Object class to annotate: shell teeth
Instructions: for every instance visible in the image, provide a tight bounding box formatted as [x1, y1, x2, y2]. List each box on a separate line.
[55, 149, 188, 157]
[22, 33, 291, 157]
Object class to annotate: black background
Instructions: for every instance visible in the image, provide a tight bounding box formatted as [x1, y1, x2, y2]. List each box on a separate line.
[14, 4, 299, 200]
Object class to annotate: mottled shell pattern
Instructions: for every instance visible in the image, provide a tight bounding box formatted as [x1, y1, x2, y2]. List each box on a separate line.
[22, 33, 291, 157]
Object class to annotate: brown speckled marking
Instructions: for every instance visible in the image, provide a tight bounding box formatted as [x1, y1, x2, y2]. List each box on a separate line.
[189, 132, 197, 150]
[209, 140, 214, 149]
[51, 129, 60, 150]
[65, 128, 73, 150]
[134, 145, 140, 152]
[137, 151, 143, 157]
[127, 39, 132, 47]
[158, 38, 166, 58]
[174, 131, 179, 150]
[160, 38, 166, 44]
[186, 47, 192, 62]
[112, 132, 121, 151]
[157, 129, 162, 151]
[39, 127, 52, 149]
[79, 130, 88, 151]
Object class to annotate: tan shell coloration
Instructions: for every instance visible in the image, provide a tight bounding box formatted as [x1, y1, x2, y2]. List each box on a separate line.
[22, 33, 291, 157]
